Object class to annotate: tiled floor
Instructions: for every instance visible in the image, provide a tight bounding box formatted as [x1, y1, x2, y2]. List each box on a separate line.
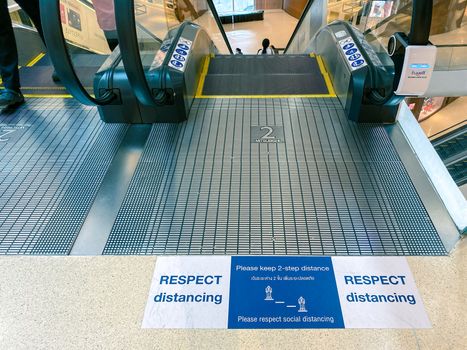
[0, 238, 465, 349]
[223, 10, 298, 54]
[195, 10, 298, 54]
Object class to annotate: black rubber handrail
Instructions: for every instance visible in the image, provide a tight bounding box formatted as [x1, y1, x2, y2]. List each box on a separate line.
[114, 0, 158, 106]
[284, 0, 316, 53]
[409, 0, 432, 45]
[39, 0, 114, 106]
[115, 0, 231, 107]
[436, 44, 467, 48]
[206, 0, 233, 54]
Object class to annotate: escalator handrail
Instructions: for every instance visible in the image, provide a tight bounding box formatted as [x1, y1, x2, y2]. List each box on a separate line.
[114, 0, 158, 107]
[115, 0, 231, 108]
[284, 0, 316, 53]
[436, 44, 467, 48]
[206, 0, 233, 54]
[39, 0, 114, 106]
[409, 0, 432, 45]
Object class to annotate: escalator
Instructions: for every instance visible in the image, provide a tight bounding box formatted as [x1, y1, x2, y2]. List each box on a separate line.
[0, 0, 464, 256]
[199, 54, 331, 96]
[431, 123, 467, 186]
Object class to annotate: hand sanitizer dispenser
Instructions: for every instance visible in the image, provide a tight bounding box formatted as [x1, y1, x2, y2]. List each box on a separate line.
[394, 45, 437, 96]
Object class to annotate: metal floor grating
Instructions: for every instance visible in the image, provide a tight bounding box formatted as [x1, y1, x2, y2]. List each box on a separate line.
[0, 99, 127, 254]
[104, 98, 446, 255]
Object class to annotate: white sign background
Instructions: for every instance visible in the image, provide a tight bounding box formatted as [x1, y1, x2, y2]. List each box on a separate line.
[142, 256, 231, 328]
[332, 257, 431, 328]
[142, 256, 430, 329]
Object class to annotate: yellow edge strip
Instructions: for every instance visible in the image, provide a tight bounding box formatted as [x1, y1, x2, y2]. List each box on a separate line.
[25, 52, 46, 67]
[1, 87, 92, 90]
[196, 94, 335, 99]
[315, 55, 336, 97]
[196, 55, 211, 97]
[23, 94, 73, 98]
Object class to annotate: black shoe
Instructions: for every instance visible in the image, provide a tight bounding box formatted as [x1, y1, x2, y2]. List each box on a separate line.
[0, 89, 25, 107]
[52, 70, 61, 82]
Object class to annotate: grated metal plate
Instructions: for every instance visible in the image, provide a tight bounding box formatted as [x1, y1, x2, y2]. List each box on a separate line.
[0, 99, 127, 254]
[104, 98, 446, 255]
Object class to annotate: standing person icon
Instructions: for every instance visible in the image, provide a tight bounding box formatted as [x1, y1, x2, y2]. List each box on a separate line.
[298, 296, 308, 312]
[265, 286, 274, 300]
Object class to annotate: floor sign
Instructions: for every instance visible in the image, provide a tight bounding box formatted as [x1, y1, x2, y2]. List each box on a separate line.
[142, 256, 430, 329]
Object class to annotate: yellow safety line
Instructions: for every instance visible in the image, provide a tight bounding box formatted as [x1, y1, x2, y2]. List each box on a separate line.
[25, 52, 46, 67]
[0, 52, 42, 83]
[196, 55, 211, 97]
[195, 53, 336, 99]
[0, 86, 59, 90]
[315, 55, 336, 97]
[196, 94, 335, 99]
[1, 86, 66, 90]
[23, 94, 73, 98]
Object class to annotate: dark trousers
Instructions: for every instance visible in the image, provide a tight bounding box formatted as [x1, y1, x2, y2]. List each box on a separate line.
[0, 0, 43, 91]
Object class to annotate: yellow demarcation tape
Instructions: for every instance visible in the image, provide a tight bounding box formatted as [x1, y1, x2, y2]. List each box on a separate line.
[315, 55, 336, 97]
[196, 55, 211, 97]
[23, 94, 73, 98]
[25, 52, 46, 67]
[195, 54, 336, 99]
[196, 94, 335, 99]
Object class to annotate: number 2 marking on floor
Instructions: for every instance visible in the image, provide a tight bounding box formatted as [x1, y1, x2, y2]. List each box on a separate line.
[0, 129, 15, 142]
[260, 126, 275, 140]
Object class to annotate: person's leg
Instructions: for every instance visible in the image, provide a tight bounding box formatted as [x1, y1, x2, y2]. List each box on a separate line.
[14, 0, 60, 83]
[14, 0, 44, 42]
[0, 0, 21, 92]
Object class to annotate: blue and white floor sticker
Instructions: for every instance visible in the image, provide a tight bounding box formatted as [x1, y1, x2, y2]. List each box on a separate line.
[228, 257, 343, 328]
[142, 257, 431, 329]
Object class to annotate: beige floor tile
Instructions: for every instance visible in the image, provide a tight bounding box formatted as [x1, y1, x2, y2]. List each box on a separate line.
[0, 238, 465, 349]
